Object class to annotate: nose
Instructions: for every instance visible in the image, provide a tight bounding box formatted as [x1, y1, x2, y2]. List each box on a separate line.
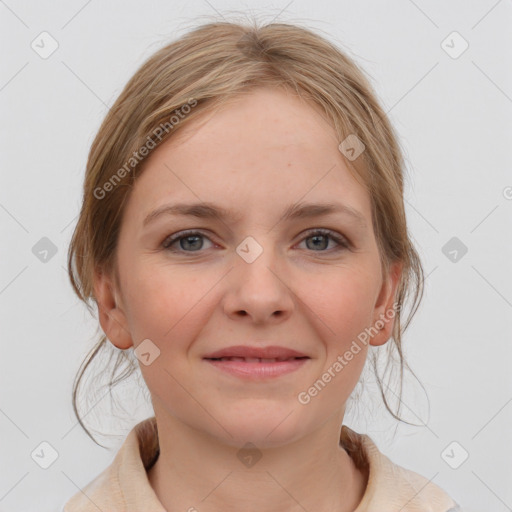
[222, 241, 294, 324]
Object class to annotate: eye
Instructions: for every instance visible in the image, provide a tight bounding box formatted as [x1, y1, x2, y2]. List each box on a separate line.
[297, 229, 350, 252]
[162, 228, 350, 254]
[162, 230, 215, 253]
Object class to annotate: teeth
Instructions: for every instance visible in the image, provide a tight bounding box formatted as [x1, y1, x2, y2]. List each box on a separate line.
[217, 357, 298, 362]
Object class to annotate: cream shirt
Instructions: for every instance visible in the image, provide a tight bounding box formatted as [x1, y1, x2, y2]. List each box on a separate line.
[63, 416, 462, 511]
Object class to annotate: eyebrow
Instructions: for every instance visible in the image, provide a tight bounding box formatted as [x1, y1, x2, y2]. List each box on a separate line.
[142, 201, 367, 229]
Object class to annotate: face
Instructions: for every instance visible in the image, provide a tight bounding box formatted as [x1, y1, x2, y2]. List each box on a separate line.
[95, 87, 401, 449]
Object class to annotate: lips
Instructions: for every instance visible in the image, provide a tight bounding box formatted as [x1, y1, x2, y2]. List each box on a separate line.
[209, 356, 303, 363]
[203, 345, 310, 379]
[203, 345, 309, 361]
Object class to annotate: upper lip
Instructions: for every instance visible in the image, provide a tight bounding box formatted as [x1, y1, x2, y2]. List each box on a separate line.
[204, 345, 309, 359]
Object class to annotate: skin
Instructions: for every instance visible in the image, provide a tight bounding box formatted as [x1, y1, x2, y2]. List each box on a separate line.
[94, 86, 402, 512]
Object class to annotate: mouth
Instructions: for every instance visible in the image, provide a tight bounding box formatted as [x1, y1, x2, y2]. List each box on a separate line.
[203, 355, 310, 379]
[205, 356, 309, 363]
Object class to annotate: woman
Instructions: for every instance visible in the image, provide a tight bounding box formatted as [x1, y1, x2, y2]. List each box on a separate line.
[64, 19, 462, 511]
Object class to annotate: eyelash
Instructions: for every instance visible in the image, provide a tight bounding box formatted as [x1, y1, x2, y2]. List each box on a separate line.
[161, 228, 350, 254]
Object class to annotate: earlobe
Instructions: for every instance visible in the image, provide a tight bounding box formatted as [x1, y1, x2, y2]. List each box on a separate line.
[369, 260, 403, 347]
[93, 268, 133, 350]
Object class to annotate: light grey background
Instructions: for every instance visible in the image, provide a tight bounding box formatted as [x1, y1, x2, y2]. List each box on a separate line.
[1, 1, 511, 510]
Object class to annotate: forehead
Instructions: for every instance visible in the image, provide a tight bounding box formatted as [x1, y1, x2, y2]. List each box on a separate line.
[125, 87, 371, 225]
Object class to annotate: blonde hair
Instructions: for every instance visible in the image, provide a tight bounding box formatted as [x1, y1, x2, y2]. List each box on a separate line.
[67, 17, 425, 447]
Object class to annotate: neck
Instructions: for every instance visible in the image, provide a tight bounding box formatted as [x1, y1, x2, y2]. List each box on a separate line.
[147, 411, 368, 512]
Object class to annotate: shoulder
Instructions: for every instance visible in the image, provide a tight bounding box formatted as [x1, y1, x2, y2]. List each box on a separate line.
[341, 425, 463, 512]
[61, 457, 123, 512]
[62, 418, 164, 512]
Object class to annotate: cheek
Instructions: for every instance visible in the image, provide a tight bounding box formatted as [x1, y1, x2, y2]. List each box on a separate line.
[296, 265, 378, 340]
[121, 261, 212, 345]
[296, 265, 377, 396]
[122, 264, 212, 406]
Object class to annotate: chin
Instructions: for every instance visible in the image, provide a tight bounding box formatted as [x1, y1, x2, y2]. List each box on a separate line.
[211, 409, 308, 449]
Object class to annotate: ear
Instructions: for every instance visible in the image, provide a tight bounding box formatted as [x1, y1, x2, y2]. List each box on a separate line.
[369, 260, 403, 347]
[93, 267, 133, 350]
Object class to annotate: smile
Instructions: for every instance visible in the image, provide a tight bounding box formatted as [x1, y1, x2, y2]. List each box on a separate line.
[206, 356, 308, 362]
[203, 356, 310, 379]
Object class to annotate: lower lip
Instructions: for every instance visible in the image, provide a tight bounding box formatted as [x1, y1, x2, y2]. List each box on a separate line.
[204, 358, 309, 379]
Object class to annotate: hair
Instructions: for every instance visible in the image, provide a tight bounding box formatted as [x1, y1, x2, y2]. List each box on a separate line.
[67, 15, 426, 448]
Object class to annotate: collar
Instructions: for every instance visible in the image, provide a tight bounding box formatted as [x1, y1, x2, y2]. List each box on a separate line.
[64, 416, 459, 511]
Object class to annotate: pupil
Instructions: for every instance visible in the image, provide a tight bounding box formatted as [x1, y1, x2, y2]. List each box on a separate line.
[307, 235, 327, 250]
[182, 235, 202, 251]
